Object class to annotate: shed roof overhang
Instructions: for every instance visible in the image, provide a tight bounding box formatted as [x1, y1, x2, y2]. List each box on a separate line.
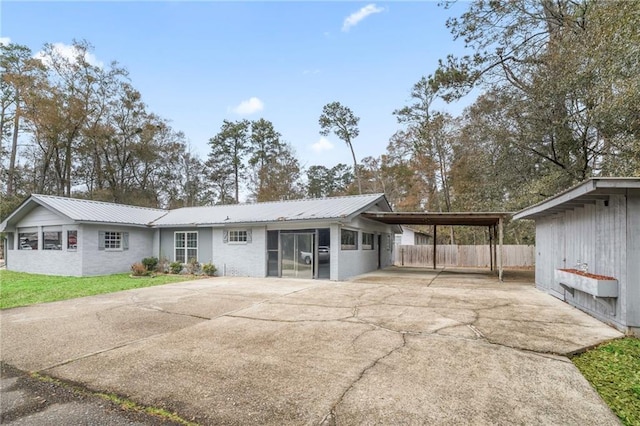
[361, 211, 512, 227]
[513, 178, 640, 221]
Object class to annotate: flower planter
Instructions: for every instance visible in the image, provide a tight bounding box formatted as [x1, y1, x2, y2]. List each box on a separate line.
[555, 269, 618, 298]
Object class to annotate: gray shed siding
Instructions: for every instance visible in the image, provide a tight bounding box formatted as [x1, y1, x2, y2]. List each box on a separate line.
[534, 193, 637, 331]
[81, 224, 155, 276]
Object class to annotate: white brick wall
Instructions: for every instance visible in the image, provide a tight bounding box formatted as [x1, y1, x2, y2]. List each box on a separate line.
[81, 224, 155, 276]
[212, 226, 267, 277]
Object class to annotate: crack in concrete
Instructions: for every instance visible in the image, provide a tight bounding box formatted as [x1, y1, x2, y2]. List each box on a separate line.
[321, 333, 408, 426]
[224, 314, 354, 324]
[135, 305, 211, 320]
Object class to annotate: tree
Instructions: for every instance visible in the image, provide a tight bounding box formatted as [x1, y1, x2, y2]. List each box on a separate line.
[394, 76, 455, 213]
[319, 102, 362, 194]
[306, 163, 353, 198]
[207, 119, 250, 203]
[0, 42, 46, 197]
[435, 0, 640, 196]
[254, 141, 303, 202]
[247, 118, 281, 201]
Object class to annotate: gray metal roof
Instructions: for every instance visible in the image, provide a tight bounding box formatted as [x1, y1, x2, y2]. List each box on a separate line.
[513, 177, 640, 220]
[152, 193, 388, 226]
[2, 194, 168, 229]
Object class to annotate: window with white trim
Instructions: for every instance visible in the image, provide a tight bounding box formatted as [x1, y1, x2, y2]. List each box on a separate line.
[175, 231, 198, 263]
[362, 232, 374, 250]
[67, 230, 77, 250]
[341, 229, 358, 250]
[18, 230, 38, 250]
[98, 231, 129, 251]
[43, 231, 62, 250]
[229, 230, 247, 243]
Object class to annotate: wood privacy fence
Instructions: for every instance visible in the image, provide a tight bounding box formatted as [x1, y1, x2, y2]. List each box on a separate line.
[394, 245, 535, 268]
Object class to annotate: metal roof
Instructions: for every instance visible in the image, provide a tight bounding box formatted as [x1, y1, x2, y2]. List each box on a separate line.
[152, 193, 389, 226]
[513, 178, 640, 220]
[362, 211, 511, 227]
[1, 195, 167, 230]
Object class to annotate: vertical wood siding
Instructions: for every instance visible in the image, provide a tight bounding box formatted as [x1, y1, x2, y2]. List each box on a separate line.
[534, 194, 633, 330]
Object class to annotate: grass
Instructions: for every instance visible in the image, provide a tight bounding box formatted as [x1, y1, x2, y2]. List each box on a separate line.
[572, 337, 640, 426]
[30, 372, 199, 426]
[0, 270, 201, 310]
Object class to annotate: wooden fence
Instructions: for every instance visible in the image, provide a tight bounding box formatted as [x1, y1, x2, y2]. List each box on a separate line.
[394, 245, 535, 268]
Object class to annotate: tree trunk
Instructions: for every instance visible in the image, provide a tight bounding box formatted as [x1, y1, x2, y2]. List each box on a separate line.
[7, 95, 20, 197]
[347, 140, 362, 194]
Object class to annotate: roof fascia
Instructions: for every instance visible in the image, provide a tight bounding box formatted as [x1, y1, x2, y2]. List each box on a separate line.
[513, 180, 598, 220]
[344, 194, 390, 222]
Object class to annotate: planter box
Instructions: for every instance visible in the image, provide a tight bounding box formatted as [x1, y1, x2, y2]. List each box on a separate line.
[555, 269, 618, 298]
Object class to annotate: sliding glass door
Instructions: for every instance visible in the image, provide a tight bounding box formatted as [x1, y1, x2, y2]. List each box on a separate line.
[280, 233, 314, 279]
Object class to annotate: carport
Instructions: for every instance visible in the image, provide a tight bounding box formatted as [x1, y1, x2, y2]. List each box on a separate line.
[361, 212, 511, 280]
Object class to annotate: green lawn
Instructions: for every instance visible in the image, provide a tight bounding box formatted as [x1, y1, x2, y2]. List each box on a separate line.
[572, 337, 640, 426]
[0, 270, 201, 310]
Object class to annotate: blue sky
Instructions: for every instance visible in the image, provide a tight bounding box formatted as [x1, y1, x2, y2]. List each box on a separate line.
[2, 1, 474, 169]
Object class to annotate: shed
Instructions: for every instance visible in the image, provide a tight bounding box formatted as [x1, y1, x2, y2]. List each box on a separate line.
[513, 178, 640, 335]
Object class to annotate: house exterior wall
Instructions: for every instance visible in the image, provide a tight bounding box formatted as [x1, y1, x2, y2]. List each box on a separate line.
[158, 228, 213, 264]
[5, 239, 83, 276]
[337, 217, 395, 281]
[534, 192, 638, 333]
[212, 226, 267, 277]
[5, 208, 82, 276]
[17, 206, 75, 227]
[81, 224, 155, 276]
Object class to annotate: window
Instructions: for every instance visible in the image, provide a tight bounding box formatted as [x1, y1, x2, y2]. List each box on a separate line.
[104, 232, 121, 249]
[341, 229, 358, 250]
[229, 230, 247, 243]
[43, 231, 62, 250]
[175, 231, 198, 263]
[362, 232, 374, 250]
[67, 230, 77, 250]
[19, 231, 38, 250]
[98, 231, 129, 251]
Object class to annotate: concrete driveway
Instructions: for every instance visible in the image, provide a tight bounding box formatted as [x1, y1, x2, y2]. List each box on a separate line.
[0, 267, 623, 425]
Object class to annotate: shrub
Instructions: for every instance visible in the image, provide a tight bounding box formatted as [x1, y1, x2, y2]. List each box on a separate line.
[141, 257, 158, 272]
[157, 256, 169, 273]
[186, 258, 200, 275]
[202, 262, 217, 276]
[169, 261, 183, 275]
[131, 262, 148, 276]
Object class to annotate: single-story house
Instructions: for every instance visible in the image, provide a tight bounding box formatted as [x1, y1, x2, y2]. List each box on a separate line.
[514, 177, 640, 335]
[1, 193, 400, 280]
[394, 226, 431, 246]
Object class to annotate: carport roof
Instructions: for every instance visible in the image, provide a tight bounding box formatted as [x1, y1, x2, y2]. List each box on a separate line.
[362, 211, 511, 227]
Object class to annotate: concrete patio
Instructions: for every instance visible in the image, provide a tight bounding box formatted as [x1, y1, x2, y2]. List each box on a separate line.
[0, 267, 623, 425]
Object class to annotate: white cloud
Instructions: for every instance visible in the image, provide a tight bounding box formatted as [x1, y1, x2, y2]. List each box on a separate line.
[342, 4, 384, 32]
[311, 137, 334, 153]
[34, 42, 103, 68]
[303, 69, 321, 75]
[0, 37, 11, 46]
[231, 97, 264, 115]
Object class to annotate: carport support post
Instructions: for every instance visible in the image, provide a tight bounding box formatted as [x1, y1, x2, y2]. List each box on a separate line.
[433, 225, 437, 270]
[488, 226, 493, 271]
[498, 217, 504, 281]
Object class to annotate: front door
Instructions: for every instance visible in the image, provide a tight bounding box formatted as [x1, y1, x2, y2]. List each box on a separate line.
[280, 233, 314, 279]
